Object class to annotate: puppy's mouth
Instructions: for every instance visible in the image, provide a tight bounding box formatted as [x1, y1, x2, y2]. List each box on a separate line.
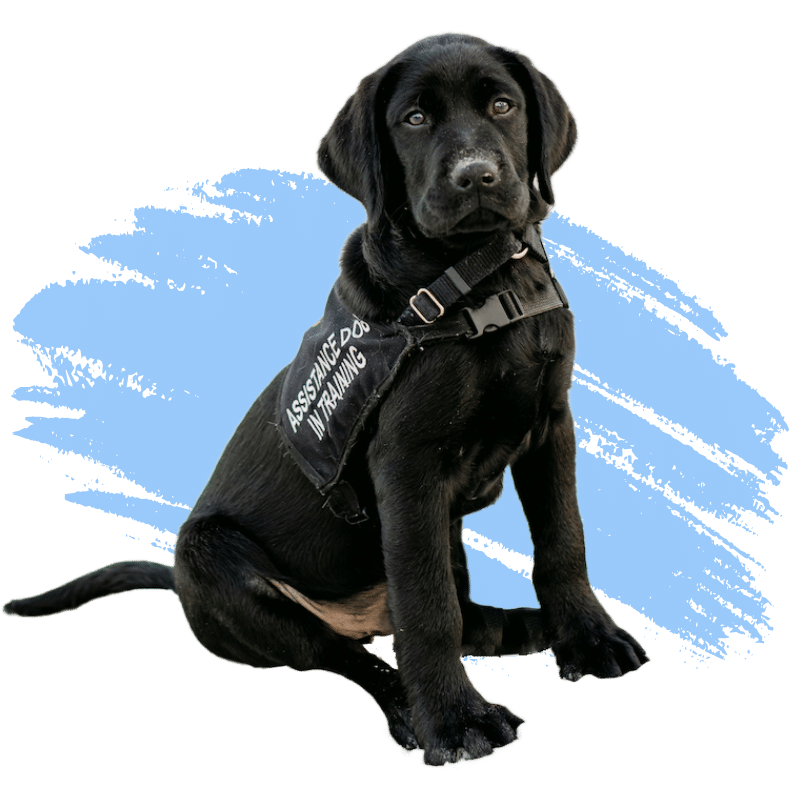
[451, 207, 508, 233]
[410, 192, 528, 247]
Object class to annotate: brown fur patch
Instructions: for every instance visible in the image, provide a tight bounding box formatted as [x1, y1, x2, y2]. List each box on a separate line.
[269, 580, 393, 639]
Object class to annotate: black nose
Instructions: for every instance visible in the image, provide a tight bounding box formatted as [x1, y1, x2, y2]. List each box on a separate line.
[451, 159, 499, 191]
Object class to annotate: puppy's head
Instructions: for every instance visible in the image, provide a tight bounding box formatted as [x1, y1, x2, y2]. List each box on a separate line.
[318, 34, 576, 246]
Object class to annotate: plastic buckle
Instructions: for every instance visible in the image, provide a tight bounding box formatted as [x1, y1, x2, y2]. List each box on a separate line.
[464, 290, 524, 338]
[409, 288, 445, 324]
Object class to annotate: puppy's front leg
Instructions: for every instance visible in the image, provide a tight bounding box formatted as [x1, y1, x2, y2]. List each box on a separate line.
[374, 466, 522, 764]
[512, 404, 649, 681]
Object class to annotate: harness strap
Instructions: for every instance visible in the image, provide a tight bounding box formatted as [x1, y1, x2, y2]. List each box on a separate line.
[323, 481, 370, 524]
[408, 277, 567, 342]
[402, 233, 568, 343]
[399, 231, 524, 325]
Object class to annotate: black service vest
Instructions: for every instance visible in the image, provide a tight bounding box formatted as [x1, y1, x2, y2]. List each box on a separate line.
[279, 284, 416, 499]
[277, 239, 568, 523]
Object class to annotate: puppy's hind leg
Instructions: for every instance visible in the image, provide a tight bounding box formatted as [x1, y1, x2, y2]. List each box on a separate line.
[460, 604, 550, 657]
[315, 640, 419, 751]
[450, 519, 550, 657]
[174, 517, 418, 750]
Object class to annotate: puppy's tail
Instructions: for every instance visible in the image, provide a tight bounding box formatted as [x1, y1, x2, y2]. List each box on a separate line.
[4, 561, 175, 617]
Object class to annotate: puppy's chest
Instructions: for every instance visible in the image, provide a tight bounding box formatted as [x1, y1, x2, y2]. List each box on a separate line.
[479, 302, 564, 377]
[417, 312, 565, 436]
[474, 330, 555, 426]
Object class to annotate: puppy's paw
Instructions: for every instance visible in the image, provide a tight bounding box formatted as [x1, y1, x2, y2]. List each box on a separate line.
[420, 701, 523, 765]
[386, 706, 420, 750]
[552, 621, 648, 681]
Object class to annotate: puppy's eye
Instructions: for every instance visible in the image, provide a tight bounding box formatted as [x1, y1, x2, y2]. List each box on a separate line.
[492, 99, 512, 115]
[406, 111, 426, 126]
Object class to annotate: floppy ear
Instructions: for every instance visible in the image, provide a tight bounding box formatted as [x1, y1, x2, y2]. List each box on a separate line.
[494, 49, 577, 206]
[317, 65, 402, 229]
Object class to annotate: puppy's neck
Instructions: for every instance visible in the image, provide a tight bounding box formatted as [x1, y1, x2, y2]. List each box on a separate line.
[337, 221, 535, 323]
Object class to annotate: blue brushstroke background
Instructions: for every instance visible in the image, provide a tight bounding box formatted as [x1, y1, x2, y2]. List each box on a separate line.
[12, 169, 786, 657]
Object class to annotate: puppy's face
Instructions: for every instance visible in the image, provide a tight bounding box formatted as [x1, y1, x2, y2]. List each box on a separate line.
[317, 35, 575, 246]
[385, 48, 531, 245]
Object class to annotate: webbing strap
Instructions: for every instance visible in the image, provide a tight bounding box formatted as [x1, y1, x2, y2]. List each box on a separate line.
[405, 272, 566, 343]
[398, 231, 524, 325]
[400, 229, 568, 343]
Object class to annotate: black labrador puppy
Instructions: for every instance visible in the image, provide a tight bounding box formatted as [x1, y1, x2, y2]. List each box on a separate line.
[6, 34, 647, 765]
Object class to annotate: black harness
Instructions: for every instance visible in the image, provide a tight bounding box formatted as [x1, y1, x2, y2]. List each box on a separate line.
[278, 227, 568, 523]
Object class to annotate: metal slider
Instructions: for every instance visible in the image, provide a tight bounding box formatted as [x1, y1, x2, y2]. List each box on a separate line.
[408, 288, 445, 324]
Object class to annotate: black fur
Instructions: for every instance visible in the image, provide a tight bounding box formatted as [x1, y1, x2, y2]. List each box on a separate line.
[5, 34, 646, 765]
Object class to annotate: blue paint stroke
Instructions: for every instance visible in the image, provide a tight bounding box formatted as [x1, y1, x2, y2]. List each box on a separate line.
[12, 169, 786, 657]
